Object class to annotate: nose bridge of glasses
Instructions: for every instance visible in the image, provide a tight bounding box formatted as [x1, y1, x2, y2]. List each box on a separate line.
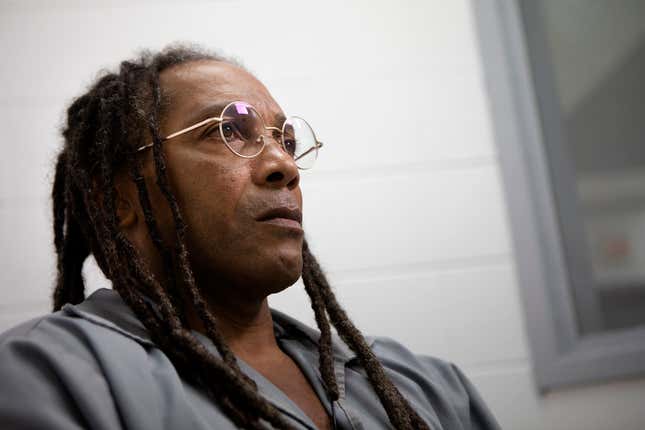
[259, 125, 287, 151]
[264, 125, 282, 139]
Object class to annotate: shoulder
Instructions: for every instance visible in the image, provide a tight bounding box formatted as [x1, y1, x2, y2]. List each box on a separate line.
[366, 335, 480, 400]
[365, 335, 502, 430]
[367, 335, 463, 384]
[0, 303, 150, 364]
[0, 311, 96, 364]
[0, 289, 156, 366]
[0, 311, 127, 429]
[0, 296, 164, 430]
[0, 305, 150, 387]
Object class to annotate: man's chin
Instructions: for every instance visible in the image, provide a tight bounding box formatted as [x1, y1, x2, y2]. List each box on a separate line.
[267, 271, 302, 295]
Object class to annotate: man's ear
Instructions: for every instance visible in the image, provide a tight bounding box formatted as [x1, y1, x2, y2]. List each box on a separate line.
[113, 175, 139, 230]
[115, 190, 137, 229]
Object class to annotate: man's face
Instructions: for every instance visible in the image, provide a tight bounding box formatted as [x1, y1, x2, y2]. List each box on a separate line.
[143, 60, 304, 302]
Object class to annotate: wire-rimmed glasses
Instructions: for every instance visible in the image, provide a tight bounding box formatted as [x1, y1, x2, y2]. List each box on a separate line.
[135, 101, 323, 170]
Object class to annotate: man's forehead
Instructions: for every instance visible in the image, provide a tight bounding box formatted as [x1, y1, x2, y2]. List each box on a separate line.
[159, 60, 280, 117]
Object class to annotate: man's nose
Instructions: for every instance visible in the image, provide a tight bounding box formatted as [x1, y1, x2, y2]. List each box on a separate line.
[251, 134, 300, 190]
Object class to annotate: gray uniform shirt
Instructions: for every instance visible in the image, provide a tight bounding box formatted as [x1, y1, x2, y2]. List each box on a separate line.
[0, 289, 501, 429]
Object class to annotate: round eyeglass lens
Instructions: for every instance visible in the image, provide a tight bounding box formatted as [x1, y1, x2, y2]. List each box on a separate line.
[282, 116, 318, 169]
[220, 102, 266, 157]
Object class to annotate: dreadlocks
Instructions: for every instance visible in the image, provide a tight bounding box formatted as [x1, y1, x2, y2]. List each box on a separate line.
[50, 44, 431, 430]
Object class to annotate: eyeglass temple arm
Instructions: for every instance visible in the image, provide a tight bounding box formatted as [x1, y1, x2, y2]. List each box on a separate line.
[135, 117, 223, 152]
[294, 141, 324, 161]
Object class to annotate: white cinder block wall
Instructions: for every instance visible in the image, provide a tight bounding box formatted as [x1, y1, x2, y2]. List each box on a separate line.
[1, 1, 644, 429]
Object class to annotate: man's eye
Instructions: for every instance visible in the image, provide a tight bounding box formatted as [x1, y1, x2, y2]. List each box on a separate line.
[202, 124, 221, 140]
[283, 138, 297, 156]
[221, 122, 235, 139]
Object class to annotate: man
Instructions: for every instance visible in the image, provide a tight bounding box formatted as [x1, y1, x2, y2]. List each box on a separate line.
[0, 46, 501, 429]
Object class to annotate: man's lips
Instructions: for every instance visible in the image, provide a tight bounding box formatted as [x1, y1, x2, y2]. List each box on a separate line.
[255, 206, 303, 228]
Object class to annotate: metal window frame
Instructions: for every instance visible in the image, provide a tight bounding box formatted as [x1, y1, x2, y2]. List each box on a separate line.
[472, 0, 645, 392]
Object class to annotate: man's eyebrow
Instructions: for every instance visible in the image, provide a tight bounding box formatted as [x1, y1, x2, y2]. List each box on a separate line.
[178, 102, 230, 130]
[271, 112, 288, 128]
[176, 102, 288, 131]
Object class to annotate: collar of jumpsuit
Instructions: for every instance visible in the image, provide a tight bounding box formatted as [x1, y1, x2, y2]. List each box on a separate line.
[70, 289, 357, 429]
[70, 288, 368, 430]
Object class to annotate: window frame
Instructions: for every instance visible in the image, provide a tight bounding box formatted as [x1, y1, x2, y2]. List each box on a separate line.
[472, 0, 645, 391]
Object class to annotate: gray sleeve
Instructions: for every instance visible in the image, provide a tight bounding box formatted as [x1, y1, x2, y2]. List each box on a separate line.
[370, 336, 501, 430]
[412, 353, 502, 430]
[0, 317, 122, 430]
[448, 363, 502, 430]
